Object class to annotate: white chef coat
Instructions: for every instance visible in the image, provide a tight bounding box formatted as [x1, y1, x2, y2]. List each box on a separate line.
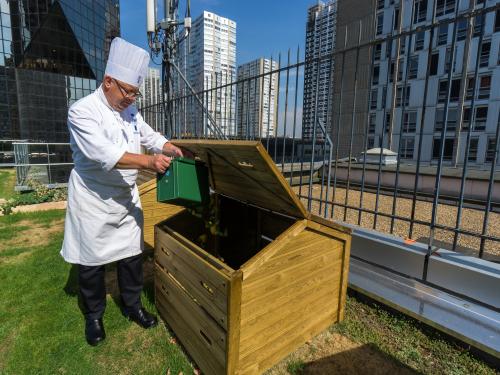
[60, 86, 168, 266]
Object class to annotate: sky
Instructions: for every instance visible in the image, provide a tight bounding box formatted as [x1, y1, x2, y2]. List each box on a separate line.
[120, 0, 316, 66]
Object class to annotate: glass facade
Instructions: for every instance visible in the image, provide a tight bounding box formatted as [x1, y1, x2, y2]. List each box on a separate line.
[0, 0, 120, 142]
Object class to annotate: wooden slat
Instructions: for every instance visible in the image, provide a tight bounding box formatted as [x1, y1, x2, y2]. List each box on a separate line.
[241, 248, 342, 302]
[156, 265, 227, 356]
[155, 272, 226, 375]
[156, 229, 231, 291]
[160, 225, 234, 275]
[226, 271, 243, 375]
[240, 220, 305, 279]
[155, 236, 229, 324]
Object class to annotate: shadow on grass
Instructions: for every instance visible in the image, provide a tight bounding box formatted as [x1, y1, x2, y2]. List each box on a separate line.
[63, 263, 87, 316]
[298, 344, 421, 375]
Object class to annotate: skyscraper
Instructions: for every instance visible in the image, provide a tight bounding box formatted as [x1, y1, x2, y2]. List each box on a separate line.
[236, 58, 279, 138]
[179, 11, 236, 137]
[361, 0, 500, 168]
[302, 0, 337, 141]
[137, 67, 162, 131]
[0, 0, 120, 142]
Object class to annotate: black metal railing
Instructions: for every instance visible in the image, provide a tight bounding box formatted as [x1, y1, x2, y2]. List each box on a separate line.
[140, 2, 500, 270]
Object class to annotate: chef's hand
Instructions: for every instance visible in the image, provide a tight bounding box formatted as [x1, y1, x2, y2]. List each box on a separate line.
[148, 154, 171, 174]
[162, 142, 195, 159]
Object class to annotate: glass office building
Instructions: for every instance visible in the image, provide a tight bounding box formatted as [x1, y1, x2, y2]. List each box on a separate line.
[0, 0, 120, 142]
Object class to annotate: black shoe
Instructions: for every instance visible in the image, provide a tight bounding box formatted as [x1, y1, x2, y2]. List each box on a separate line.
[85, 318, 105, 346]
[124, 307, 158, 329]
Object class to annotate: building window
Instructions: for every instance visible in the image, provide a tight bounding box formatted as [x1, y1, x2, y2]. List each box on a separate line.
[377, 13, 384, 35]
[415, 31, 425, 51]
[495, 10, 500, 33]
[437, 78, 460, 102]
[403, 111, 417, 133]
[466, 76, 475, 100]
[377, 0, 385, 9]
[457, 19, 467, 41]
[371, 89, 378, 109]
[368, 137, 375, 149]
[438, 24, 448, 46]
[396, 85, 410, 107]
[430, 52, 439, 76]
[369, 113, 377, 133]
[394, 8, 400, 30]
[408, 55, 419, 79]
[474, 106, 488, 130]
[390, 59, 403, 82]
[444, 47, 452, 74]
[401, 137, 415, 159]
[400, 36, 407, 55]
[438, 80, 448, 103]
[478, 75, 491, 99]
[432, 138, 454, 160]
[436, 0, 456, 17]
[468, 138, 479, 162]
[414, 0, 428, 23]
[463, 106, 488, 131]
[474, 15, 483, 37]
[374, 43, 382, 60]
[372, 65, 380, 85]
[435, 108, 457, 132]
[385, 113, 391, 132]
[486, 137, 497, 163]
[480, 40, 491, 67]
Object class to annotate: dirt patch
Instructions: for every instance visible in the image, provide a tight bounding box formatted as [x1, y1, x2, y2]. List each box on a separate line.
[267, 330, 416, 375]
[11, 201, 67, 213]
[0, 218, 65, 253]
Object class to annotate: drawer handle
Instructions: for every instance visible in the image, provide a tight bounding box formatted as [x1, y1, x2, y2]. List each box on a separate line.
[161, 247, 170, 256]
[238, 161, 254, 168]
[200, 281, 214, 295]
[161, 284, 169, 295]
[200, 330, 212, 346]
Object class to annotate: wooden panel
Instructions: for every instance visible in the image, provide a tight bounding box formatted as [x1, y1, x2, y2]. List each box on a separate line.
[240, 260, 342, 326]
[155, 234, 230, 328]
[139, 178, 183, 250]
[155, 265, 226, 375]
[307, 219, 352, 322]
[238, 307, 337, 375]
[172, 139, 307, 218]
[238, 228, 347, 374]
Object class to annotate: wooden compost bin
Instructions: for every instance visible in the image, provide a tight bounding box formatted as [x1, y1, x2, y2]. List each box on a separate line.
[154, 140, 351, 375]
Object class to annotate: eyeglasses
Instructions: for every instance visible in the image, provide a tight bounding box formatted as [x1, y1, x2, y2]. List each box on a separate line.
[113, 78, 143, 99]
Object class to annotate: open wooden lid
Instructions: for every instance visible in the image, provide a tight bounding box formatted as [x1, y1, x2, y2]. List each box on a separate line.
[171, 140, 308, 219]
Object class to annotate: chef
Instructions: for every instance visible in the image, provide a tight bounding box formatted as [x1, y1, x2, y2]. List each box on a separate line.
[60, 37, 184, 346]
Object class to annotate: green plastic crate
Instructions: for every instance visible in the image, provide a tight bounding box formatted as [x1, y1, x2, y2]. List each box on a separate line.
[156, 157, 210, 207]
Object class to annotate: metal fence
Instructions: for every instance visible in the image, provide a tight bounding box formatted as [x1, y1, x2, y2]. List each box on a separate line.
[13, 142, 73, 190]
[140, 3, 500, 272]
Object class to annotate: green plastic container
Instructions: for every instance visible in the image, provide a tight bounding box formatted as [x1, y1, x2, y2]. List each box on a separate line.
[156, 157, 210, 207]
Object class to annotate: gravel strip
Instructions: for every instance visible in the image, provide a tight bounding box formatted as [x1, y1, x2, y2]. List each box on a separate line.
[293, 185, 500, 261]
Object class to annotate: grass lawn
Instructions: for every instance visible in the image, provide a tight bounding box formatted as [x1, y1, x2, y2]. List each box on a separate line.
[0, 209, 497, 375]
[0, 210, 194, 375]
[0, 169, 16, 200]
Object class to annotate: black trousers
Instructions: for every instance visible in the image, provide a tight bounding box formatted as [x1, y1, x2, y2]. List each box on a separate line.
[78, 253, 143, 320]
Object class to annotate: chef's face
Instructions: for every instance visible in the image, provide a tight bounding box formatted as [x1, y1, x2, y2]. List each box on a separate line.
[102, 75, 141, 112]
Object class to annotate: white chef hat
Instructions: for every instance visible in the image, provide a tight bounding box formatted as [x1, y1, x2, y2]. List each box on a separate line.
[105, 37, 150, 87]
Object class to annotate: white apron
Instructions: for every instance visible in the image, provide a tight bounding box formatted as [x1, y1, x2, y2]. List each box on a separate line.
[60, 87, 167, 266]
